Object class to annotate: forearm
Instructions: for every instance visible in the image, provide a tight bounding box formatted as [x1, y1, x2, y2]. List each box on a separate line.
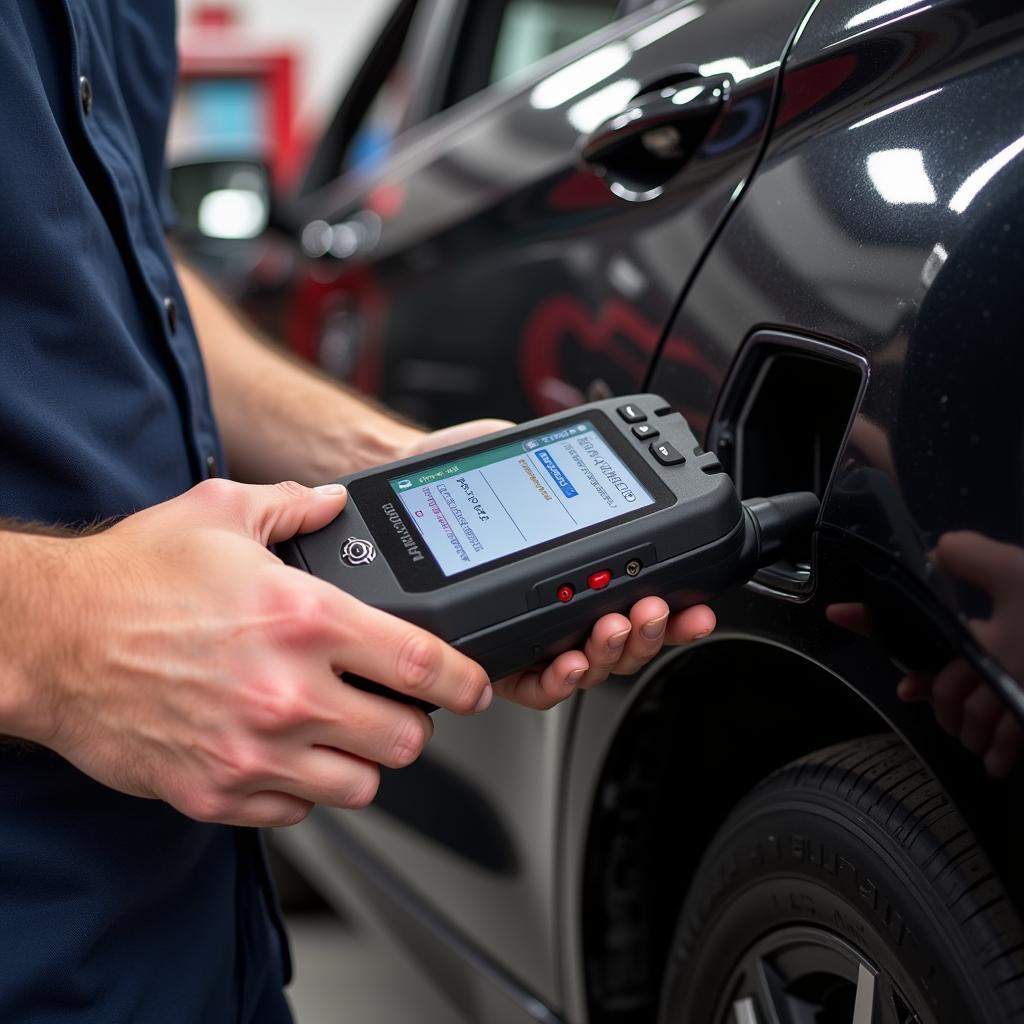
[176, 260, 422, 485]
[0, 526, 85, 742]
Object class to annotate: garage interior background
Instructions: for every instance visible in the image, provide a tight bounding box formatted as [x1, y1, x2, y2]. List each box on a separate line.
[172, 2, 399, 187]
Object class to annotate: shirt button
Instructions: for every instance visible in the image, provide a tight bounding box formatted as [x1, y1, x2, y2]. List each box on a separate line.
[163, 296, 178, 333]
[205, 454, 218, 478]
[79, 75, 93, 115]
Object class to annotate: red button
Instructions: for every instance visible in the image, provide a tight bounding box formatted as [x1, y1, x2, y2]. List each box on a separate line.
[557, 584, 575, 603]
[587, 569, 612, 590]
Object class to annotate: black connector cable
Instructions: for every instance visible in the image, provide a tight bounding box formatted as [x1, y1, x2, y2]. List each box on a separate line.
[741, 491, 820, 572]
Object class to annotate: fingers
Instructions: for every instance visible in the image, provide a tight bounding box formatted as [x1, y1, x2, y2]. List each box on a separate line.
[663, 603, 717, 646]
[494, 650, 588, 709]
[934, 531, 1024, 599]
[898, 659, 1022, 779]
[494, 600, 717, 708]
[609, 597, 671, 678]
[825, 602, 871, 637]
[576, 612, 633, 689]
[179, 677, 429, 824]
[219, 792, 314, 829]
[208, 748, 383, 826]
[575, 600, 718, 690]
[257, 571, 491, 715]
[959, 684, 1006, 754]
[897, 672, 934, 701]
[311, 680, 434, 769]
[322, 588, 492, 715]
[183, 477, 349, 545]
[248, 480, 349, 545]
[275, 746, 383, 810]
[930, 658, 979, 736]
[986, 713, 1024, 778]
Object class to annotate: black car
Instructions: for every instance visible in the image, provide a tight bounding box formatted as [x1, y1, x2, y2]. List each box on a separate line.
[175, 0, 1024, 1019]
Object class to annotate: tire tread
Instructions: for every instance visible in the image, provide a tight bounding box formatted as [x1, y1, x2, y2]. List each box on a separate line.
[661, 734, 1024, 1022]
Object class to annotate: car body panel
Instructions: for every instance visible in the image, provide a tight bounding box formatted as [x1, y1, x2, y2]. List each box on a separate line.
[274, 0, 1024, 1020]
[286, 0, 810, 428]
[288, 0, 815, 1010]
[649, 0, 1024, 702]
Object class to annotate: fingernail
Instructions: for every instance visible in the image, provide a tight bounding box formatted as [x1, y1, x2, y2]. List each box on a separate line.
[640, 615, 668, 641]
[474, 686, 493, 713]
[315, 483, 347, 496]
[566, 668, 585, 687]
[692, 629, 711, 641]
[608, 628, 630, 653]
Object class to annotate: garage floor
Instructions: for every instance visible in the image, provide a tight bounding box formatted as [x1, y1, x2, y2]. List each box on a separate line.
[284, 910, 459, 1023]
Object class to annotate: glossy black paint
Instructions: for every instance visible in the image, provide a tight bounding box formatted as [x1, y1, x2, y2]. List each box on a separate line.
[285, 1, 815, 1012]
[288, 0, 808, 429]
[651, 0, 1024, 725]
[268, 0, 1024, 1021]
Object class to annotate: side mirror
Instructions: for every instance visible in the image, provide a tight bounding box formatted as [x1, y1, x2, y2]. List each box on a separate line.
[169, 159, 272, 241]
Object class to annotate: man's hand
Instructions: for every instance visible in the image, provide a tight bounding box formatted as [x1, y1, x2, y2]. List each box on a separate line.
[179, 260, 717, 708]
[827, 531, 1024, 777]
[402, 420, 717, 710]
[5, 480, 491, 827]
[898, 533, 1024, 776]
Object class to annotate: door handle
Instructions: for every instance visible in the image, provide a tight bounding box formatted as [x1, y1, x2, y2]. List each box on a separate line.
[578, 75, 730, 201]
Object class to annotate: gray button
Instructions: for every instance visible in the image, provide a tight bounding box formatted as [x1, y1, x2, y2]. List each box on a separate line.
[205, 454, 218, 478]
[163, 296, 178, 333]
[632, 423, 658, 441]
[650, 440, 685, 466]
[617, 403, 647, 423]
[79, 75, 93, 115]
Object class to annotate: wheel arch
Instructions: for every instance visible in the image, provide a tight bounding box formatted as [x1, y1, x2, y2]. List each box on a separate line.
[578, 635, 912, 1023]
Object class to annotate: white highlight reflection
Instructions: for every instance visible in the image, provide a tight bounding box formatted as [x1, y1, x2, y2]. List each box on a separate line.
[921, 242, 948, 287]
[698, 57, 778, 83]
[568, 78, 640, 133]
[867, 148, 936, 204]
[672, 84, 706, 106]
[847, 88, 941, 130]
[846, 0, 926, 29]
[531, 43, 631, 109]
[628, 3, 705, 49]
[198, 189, 267, 239]
[948, 134, 1024, 214]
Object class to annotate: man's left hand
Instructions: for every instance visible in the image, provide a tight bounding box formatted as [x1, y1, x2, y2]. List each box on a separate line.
[402, 420, 717, 710]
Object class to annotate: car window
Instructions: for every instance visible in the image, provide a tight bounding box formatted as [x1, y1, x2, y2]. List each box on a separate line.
[490, 0, 622, 85]
[341, 64, 410, 176]
[298, 0, 417, 195]
[444, 0, 622, 109]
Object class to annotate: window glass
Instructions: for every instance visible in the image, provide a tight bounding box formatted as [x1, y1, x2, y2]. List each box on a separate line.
[342, 66, 409, 176]
[490, 0, 621, 84]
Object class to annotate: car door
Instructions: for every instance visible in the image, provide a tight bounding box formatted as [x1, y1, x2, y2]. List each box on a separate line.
[286, 0, 817, 1016]
[646, 0, 1024, 903]
[286, 0, 812, 431]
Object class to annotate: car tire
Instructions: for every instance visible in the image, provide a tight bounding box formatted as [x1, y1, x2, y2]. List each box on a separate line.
[658, 735, 1024, 1023]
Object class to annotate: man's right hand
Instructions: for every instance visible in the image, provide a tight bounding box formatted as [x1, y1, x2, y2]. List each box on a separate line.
[1, 479, 492, 827]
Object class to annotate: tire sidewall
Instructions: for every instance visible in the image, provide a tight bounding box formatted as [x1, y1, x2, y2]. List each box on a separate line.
[660, 793, 1001, 1022]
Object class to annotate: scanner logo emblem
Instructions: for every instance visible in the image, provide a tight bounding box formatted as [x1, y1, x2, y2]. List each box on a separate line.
[340, 537, 376, 567]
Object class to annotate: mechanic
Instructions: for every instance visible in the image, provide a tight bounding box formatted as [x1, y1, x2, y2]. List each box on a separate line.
[0, 4, 716, 1021]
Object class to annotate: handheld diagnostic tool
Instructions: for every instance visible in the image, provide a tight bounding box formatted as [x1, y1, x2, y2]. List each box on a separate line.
[280, 396, 818, 708]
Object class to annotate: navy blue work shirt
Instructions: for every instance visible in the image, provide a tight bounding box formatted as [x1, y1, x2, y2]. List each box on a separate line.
[1, 3, 291, 1020]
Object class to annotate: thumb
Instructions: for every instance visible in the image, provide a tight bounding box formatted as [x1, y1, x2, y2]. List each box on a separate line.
[244, 480, 348, 546]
